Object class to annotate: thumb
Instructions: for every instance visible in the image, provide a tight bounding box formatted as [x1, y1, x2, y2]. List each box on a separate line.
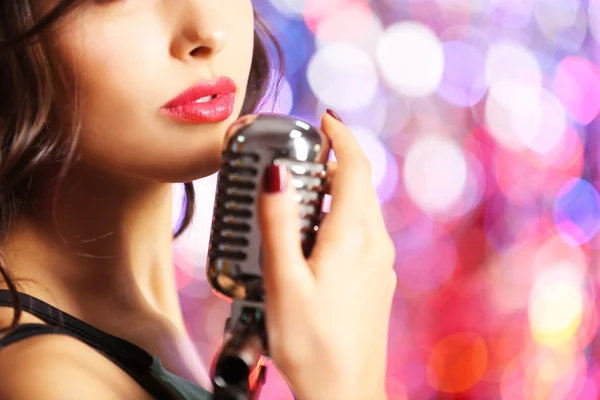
[257, 163, 312, 296]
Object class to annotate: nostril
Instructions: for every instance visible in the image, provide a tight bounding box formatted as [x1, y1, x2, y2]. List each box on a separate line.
[190, 46, 211, 57]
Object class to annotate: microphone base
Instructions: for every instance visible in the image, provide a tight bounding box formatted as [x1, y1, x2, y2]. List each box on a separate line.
[212, 363, 267, 400]
[211, 301, 268, 400]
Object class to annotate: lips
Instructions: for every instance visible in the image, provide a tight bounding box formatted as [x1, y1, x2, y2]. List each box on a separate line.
[161, 76, 237, 123]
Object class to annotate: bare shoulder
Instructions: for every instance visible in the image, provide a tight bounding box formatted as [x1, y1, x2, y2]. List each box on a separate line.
[0, 333, 154, 400]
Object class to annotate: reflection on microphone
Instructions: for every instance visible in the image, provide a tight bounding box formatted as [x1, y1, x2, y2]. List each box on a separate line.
[207, 113, 330, 400]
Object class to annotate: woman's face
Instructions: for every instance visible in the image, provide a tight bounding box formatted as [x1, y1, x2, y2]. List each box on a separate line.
[47, 0, 255, 182]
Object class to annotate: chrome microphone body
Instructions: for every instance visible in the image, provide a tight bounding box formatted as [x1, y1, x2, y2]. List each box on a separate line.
[207, 114, 330, 399]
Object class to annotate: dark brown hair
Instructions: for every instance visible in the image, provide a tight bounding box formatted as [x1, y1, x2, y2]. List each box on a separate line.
[0, 0, 284, 332]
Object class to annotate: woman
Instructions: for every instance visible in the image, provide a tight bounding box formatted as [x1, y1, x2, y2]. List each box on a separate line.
[0, 1, 396, 399]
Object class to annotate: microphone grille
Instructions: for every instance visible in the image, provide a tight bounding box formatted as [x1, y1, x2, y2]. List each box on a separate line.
[207, 114, 330, 303]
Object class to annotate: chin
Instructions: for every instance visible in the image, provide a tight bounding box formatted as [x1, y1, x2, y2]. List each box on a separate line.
[136, 124, 231, 183]
[79, 117, 237, 185]
[154, 151, 224, 184]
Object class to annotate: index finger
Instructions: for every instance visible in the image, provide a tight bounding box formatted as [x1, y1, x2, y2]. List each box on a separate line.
[320, 111, 374, 223]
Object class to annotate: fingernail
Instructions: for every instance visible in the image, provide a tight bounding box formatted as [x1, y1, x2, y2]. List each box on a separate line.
[263, 164, 288, 194]
[326, 109, 343, 122]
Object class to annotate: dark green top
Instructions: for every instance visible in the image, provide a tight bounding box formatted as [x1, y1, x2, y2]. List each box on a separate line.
[150, 355, 212, 399]
[0, 289, 212, 399]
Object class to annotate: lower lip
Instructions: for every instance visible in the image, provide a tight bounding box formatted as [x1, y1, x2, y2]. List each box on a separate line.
[160, 94, 235, 123]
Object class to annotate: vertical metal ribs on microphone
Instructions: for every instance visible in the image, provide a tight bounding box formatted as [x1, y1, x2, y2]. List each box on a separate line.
[207, 114, 330, 342]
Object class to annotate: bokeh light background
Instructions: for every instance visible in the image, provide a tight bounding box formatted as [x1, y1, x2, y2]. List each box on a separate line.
[173, 0, 600, 398]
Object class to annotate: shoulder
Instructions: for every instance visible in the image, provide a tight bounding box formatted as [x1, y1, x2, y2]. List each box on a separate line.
[0, 332, 154, 400]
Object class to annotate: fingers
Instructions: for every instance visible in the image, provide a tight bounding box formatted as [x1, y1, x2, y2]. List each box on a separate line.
[318, 113, 387, 233]
[322, 161, 337, 197]
[311, 113, 392, 269]
[257, 163, 314, 296]
[320, 113, 373, 221]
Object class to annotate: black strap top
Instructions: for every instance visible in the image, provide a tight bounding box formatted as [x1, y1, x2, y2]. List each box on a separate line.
[0, 290, 212, 399]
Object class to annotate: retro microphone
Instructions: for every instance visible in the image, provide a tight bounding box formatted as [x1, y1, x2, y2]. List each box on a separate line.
[207, 114, 331, 400]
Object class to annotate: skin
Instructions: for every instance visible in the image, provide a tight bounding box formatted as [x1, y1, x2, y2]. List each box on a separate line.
[1, 0, 254, 389]
[0, 1, 396, 399]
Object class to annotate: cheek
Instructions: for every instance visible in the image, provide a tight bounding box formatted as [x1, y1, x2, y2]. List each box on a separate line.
[225, 5, 256, 108]
[62, 29, 172, 176]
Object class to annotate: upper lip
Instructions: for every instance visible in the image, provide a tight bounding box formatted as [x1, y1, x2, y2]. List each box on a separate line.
[162, 76, 237, 108]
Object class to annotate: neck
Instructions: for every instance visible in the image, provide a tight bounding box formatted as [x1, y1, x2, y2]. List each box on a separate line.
[3, 162, 186, 333]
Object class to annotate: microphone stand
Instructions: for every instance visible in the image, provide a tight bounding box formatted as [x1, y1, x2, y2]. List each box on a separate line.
[211, 301, 268, 400]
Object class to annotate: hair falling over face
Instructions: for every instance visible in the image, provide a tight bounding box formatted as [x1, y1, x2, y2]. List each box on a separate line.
[0, 0, 285, 333]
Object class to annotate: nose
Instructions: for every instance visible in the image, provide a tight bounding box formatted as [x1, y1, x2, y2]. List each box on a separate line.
[170, 2, 228, 60]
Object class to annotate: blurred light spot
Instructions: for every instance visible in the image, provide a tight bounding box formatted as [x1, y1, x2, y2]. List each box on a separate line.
[489, 0, 535, 28]
[510, 86, 566, 154]
[528, 268, 584, 347]
[535, 125, 584, 171]
[587, 0, 600, 44]
[172, 182, 186, 233]
[381, 95, 412, 141]
[173, 175, 217, 262]
[534, 0, 581, 43]
[203, 299, 231, 346]
[500, 354, 528, 400]
[303, 0, 369, 33]
[450, 150, 486, 216]
[485, 82, 565, 154]
[317, 88, 388, 135]
[536, 0, 587, 51]
[486, 249, 535, 315]
[434, 153, 485, 221]
[307, 43, 378, 111]
[483, 194, 540, 251]
[174, 251, 196, 291]
[317, 10, 384, 61]
[485, 81, 530, 151]
[404, 136, 468, 214]
[260, 78, 294, 114]
[401, 362, 427, 393]
[575, 377, 598, 400]
[427, 332, 488, 392]
[267, 0, 306, 18]
[574, 290, 598, 350]
[532, 235, 589, 281]
[387, 198, 435, 254]
[313, 2, 374, 43]
[553, 178, 600, 246]
[553, 57, 600, 125]
[437, 40, 487, 107]
[177, 274, 214, 300]
[377, 21, 444, 97]
[485, 41, 542, 88]
[533, 350, 585, 399]
[492, 147, 549, 206]
[378, 150, 400, 204]
[350, 125, 396, 198]
[395, 236, 456, 291]
[386, 377, 408, 400]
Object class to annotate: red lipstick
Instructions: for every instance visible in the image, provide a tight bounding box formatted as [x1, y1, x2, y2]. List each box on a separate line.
[161, 77, 236, 123]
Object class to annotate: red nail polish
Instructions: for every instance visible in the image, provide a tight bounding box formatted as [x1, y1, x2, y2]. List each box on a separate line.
[263, 164, 288, 193]
[326, 109, 343, 122]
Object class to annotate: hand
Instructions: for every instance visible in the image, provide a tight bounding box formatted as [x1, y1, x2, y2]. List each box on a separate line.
[257, 111, 396, 400]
